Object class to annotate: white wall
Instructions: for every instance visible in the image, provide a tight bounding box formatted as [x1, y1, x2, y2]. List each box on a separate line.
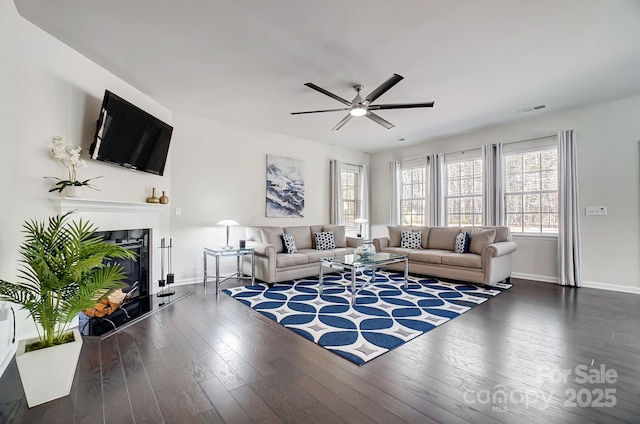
[169, 113, 370, 283]
[0, 1, 173, 375]
[0, 0, 370, 379]
[370, 95, 640, 291]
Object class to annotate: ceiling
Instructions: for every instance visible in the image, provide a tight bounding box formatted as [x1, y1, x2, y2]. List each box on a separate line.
[14, 0, 640, 153]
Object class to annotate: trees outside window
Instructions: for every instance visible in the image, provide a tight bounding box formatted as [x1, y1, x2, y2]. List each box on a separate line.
[504, 148, 558, 233]
[445, 159, 483, 227]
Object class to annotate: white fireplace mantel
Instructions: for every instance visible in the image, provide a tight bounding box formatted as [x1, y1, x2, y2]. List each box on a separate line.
[51, 198, 170, 214]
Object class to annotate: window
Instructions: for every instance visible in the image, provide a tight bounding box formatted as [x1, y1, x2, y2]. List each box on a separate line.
[445, 158, 483, 226]
[504, 147, 558, 233]
[341, 165, 360, 230]
[400, 164, 426, 225]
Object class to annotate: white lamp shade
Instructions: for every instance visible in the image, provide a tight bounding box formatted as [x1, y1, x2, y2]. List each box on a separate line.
[354, 218, 369, 224]
[217, 219, 239, 226]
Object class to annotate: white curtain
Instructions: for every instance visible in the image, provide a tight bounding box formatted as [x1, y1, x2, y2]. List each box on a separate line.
[359, 165, 370, 237]
[389, 161, 401, 225]
[558, 130, 582, 287]
[428, 153, 445, 226]
[330, 160, 343, 225]
[494, 143, 505, 226]
[482, 143, 505, 226]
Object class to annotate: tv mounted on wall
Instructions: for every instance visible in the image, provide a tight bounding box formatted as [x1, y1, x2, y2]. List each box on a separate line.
[90, 90, 173, 176]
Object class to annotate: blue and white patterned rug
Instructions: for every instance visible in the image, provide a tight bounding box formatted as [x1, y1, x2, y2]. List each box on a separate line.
[223, 271, 511, 365]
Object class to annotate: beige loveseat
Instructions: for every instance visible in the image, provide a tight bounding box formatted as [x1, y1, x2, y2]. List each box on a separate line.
[373, 226, 517, 286]
[241, 225, 361, 284]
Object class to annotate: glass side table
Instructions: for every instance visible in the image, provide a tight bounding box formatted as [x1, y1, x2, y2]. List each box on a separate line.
[203, 247, 255, 294]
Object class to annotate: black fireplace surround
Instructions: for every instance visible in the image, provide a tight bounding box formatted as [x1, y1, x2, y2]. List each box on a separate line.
[79, 228, 151, 337]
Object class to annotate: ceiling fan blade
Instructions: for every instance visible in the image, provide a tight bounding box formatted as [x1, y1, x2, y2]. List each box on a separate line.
[364, 74, 404, 104]
[304, 83, 351, 106]
[370, 101, 435, 110]
[291, 107, 350, 115]
[366, 112, 394, 129]
[331, 114, 353, 131]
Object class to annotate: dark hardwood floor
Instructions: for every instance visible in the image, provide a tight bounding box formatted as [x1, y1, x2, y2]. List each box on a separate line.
[1, 277, 639, 424]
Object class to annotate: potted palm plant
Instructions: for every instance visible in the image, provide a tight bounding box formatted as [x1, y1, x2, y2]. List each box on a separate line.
[0, 212, 135, 407]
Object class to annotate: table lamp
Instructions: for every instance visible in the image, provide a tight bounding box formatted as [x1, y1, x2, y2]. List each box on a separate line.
[354, 218, 368, 238]
[217, 219, 239, 249]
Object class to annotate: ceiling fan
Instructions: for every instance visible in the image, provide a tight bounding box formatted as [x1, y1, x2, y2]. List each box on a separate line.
[290, 73, 434, 130]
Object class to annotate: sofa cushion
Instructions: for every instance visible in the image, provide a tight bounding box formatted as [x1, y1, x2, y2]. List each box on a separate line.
[400, 230, 422, 249]
[463, 226, 511, 242]
[314, 232, 336, 250]
[260, 227, 284, 253]
[418, 227, 431, 249]
[275, 252, 308, 268]
[387, 226, 404, 247]
[441, 252, 482, 269]
[380, 247, 411, 256]
[310, 225, 323, 248]
[282, 233, 297, 254]
[493, 227, 511, 242]
[245, 226, 262, 242]
[469, 228, 496, 254]
[284, 226, 312, 249]
[407, 249, 451, 264]
[455, 232, 470, 253]
[427, 227, 459, 250]
[388, 226, 429, 248]
[298, 248, 334, 263]
[333, 247, 355, 256]
[322, 225, 347, 247]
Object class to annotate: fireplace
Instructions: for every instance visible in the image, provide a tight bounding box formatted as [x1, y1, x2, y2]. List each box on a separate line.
[79, 228, 152, 337]
[52, 198, 175, 337]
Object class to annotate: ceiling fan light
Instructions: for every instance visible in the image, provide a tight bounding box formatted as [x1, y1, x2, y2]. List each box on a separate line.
[350, 106, 367, 117]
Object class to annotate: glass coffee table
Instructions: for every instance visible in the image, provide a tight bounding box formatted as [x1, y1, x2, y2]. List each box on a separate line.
[319, 252, 408, 304]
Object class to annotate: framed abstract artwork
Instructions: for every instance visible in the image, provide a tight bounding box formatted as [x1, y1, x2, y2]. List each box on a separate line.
[266, 155, 305, 217]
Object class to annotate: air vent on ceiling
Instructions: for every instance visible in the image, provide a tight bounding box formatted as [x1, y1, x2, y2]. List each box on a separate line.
[518, 104, 547, 114]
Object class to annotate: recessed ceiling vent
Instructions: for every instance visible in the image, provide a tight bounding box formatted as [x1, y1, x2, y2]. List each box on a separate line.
[518, 104, 547, 114]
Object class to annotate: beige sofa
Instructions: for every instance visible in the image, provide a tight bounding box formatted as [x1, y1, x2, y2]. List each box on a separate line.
[373, 226, 517, 286]
[241, 225, 361, 284]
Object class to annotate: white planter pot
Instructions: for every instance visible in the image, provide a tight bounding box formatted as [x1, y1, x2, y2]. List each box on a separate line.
[15, 328, 83, 408]
[64, 186, 82, 197]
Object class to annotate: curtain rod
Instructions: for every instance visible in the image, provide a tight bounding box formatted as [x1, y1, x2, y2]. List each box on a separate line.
[455, 133, 557, 154]
[342, 162, 363, 168]
[503, 133, 556, 145]
[403, 133, 558, 162]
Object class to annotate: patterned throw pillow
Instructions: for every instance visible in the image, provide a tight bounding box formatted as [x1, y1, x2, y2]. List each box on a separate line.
[400, 230, 422, 249]
[282, 233, 297, 254]
[314, 232, 336, 250]
[455, 232, 470, 253]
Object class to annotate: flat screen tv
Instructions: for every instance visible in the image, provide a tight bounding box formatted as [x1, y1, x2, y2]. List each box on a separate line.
[90, 90, 173, 176]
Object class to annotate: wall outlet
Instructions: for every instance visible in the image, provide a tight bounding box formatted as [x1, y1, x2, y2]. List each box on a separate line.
[585, 206, 607, 216]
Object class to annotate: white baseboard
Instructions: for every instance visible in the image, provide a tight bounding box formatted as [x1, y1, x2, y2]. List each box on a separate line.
[511, 272, 559, 284]
[512, 272, 640, 294]
[174, 278, 203, 287]
[581, 280, 640, 294]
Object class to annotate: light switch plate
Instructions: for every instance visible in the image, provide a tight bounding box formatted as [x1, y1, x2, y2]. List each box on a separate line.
[585, 206, 607, 216]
